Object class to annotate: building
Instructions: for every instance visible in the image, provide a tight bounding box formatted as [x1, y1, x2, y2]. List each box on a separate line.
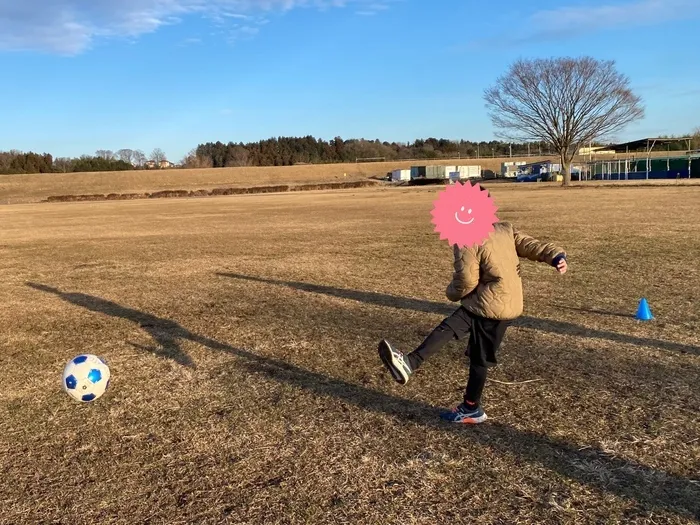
[501, 161, 527, 177]
[604, 137, 693, 155]
[582, 137, 697, 181]
[516, 160, 561, 177]
[390, 169, 411, 182]
[409, 164, 482, 181]
[145, 159, 175, 169]
[578, 146, 616, 155]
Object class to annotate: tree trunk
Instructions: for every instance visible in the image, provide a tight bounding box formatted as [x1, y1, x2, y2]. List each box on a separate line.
[560, 153, 571, 186]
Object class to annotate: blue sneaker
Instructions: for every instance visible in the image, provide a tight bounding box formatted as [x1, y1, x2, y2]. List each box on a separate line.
[440, 403, 488, 424]
[378, 339, 412, 385]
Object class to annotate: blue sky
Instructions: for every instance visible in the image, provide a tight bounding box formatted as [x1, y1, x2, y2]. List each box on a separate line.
[1, 0, 699, 162]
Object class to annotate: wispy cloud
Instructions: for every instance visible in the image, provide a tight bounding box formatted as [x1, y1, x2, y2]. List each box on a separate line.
[632, 81, 700, 97]
[356, 3, 390, 16]
[459, 0, 700, 50]
[0, 0, 393, 55]
[528, 0, 700, 34]
[180, 37, 202, 46]
[226, 24, 261, 42]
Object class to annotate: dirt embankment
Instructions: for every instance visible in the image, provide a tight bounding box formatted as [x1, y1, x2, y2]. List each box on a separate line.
[43, 180, 382, 203]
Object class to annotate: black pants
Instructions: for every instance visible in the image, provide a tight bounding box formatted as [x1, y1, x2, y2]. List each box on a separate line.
[406, 307, 512, 406]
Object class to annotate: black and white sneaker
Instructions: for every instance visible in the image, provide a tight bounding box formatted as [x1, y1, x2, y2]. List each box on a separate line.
[378, 339, 413, 385]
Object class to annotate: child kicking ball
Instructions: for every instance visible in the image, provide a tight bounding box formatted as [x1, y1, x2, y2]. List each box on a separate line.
[378, 215, 567, 424]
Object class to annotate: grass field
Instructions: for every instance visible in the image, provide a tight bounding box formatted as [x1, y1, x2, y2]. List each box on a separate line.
[0, 157, 536, 204]
[1, 183, 699, 524]
[0, 151, 676, 204]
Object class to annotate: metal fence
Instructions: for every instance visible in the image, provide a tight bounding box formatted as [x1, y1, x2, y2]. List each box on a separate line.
[579, 153, 699, 181]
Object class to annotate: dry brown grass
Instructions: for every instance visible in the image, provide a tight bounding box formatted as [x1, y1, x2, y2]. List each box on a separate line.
[1, 184, 699, 524]
[0, 151, 674, 204]
[0, 157, 522, 204]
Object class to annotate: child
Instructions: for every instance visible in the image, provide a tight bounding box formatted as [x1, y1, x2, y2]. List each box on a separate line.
[378, 221, 567, 424]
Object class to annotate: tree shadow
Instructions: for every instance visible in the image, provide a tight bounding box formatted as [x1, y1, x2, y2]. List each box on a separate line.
[24, 281, 700, 520]
[215, 273, 700, 356]
[27, 282, 218, 368]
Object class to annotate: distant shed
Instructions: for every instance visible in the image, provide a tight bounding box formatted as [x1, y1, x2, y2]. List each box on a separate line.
[391, 169, 411, 181]
[449, 165, 481, 181]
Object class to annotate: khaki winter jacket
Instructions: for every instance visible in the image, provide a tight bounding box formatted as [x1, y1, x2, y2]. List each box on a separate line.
[446, 221, 566, 320]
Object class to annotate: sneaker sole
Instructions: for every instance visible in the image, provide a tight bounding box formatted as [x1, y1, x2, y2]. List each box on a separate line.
[439, 411, 488, 424]
[456, 414, 488, 424]
[378, 340, 409, 385]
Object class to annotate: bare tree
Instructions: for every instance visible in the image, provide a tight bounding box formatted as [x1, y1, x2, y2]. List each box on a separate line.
[181, 148, 213, 169]
[180, 149, 195, 168]
[53, 157, 74, 173]
[117, 148, 134, 164]
[691, 127, 700, 150]
[95, 149, 115, 160]
[150, 148, 167, 166]
[484, 57, 644, 185]
[224, 145, 249, 167]
[133, 150, 147, 168]
[0, 152, 13, 173]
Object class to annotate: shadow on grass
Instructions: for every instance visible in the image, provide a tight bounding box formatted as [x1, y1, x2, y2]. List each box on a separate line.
[26, 282, 204, 368]
[554, 305, 637, 319]
[216, 272, 700, 357]
[26, 281, 700, 520]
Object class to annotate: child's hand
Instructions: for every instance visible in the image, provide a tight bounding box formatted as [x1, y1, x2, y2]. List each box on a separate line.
[556, 258, 568, 274]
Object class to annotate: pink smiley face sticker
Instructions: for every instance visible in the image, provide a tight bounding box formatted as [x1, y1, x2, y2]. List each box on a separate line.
[430, 181, 499, 249]
[455, 205, 474, 225]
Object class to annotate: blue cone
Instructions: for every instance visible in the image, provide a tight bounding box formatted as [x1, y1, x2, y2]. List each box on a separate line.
[635, 298, 654, 321]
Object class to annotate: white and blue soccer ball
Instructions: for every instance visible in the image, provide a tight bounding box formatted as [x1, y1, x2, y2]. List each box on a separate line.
[62, 354, 111, 403]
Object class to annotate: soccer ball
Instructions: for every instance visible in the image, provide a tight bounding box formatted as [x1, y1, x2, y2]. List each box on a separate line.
[62, 354, 111, 403]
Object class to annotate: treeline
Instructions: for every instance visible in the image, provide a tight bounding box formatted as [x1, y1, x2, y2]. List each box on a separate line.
[0, 151, 136, 175]
[0, 152, 55, 174]
[653, 132, 700, 151]
[189, 133, 698, 168]
[184, 128, 700, 167]
[3, 130, 699, 175]
[0, 148, 168, 175]
[187, 137, 557, 168]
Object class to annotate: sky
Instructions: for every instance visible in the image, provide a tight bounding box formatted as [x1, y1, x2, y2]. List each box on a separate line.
[1, 0, 699, 162]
